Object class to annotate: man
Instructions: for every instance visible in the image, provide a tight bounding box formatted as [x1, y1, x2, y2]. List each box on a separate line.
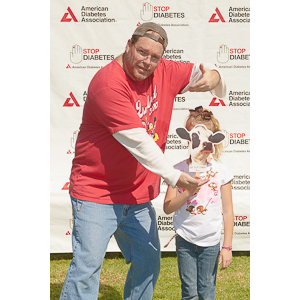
[60, 22, 226, 300]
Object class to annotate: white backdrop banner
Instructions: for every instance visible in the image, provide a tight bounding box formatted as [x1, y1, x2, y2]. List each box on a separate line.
[50, 0, 250, 253]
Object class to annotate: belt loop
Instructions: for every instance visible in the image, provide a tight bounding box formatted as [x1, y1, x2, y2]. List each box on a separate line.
[76, 199, 83, 212]
[123, 205, 130, 216]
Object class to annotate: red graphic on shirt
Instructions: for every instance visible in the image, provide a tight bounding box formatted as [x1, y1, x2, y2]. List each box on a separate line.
[142, 116, 159, 141]
[138, 85, 159, 141]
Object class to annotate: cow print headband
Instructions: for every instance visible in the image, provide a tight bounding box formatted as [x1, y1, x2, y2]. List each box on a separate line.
[189, 106, 213, 120]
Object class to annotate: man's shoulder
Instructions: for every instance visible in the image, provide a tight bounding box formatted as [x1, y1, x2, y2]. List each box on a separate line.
[156, 58, 194, 81]
[92, 60, 120, 80]
[89, 60, 126, 91]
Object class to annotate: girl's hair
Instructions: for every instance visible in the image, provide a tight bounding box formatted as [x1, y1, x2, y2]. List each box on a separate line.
[185, 106, 224, 161]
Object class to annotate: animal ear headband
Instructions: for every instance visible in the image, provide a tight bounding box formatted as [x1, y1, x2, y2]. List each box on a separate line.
[189, 106, 213, 120]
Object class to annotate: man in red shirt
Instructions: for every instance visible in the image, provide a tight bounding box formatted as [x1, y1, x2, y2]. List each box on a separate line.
[60, 22, 226, 300]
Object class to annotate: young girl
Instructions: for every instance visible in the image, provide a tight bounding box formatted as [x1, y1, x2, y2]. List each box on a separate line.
[164, 106, 234, 300]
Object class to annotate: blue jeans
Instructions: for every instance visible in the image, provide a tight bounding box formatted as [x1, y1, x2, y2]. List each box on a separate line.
[59, 196, 160, 300]
[176, 235, 220, 300]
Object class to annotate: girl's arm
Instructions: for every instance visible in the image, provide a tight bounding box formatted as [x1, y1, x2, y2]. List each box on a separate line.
[218, 181, 234, 270]
[163, 177, 209, 214]
[164, 185, 198, 215]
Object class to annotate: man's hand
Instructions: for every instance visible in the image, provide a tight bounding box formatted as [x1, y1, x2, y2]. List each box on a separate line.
[188, 64, 221, 92]
[176, 172, 209, 190]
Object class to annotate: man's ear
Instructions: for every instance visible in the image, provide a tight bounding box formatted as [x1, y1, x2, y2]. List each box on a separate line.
[176, 127, 191, 141]
[208, 132, 225, 144]
[125, 39, 132, 52]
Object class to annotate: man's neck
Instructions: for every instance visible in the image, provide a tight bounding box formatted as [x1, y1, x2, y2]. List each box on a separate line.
[115, 54, 123, 67]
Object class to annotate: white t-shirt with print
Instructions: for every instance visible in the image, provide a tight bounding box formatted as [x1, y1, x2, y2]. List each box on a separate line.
[173, 159, 233, 247]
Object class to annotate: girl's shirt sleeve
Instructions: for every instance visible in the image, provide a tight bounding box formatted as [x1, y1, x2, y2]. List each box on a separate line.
[220, 164, 234, 186]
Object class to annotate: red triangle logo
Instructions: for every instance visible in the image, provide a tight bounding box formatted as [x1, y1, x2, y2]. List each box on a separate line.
[209, 97, 226, 106]
[209, 8, 225, 23]
[62, 181, 70, 190]
[63, 92, 80, 107]
[61, 7, 78, 22]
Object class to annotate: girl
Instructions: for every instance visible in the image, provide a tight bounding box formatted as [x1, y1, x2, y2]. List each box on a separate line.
[164, 106, 234, 300]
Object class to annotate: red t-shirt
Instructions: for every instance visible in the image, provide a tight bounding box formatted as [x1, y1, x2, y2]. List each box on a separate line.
[69, 58, 193, 204]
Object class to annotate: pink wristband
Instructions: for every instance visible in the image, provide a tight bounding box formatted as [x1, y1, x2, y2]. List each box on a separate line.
[222, 246, 232, 251]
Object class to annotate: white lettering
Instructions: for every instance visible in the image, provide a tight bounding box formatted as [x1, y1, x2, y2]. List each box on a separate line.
[136, 85, 159, 118]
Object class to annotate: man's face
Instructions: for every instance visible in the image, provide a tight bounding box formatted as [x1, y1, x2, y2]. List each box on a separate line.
[123, 34, 164, 81]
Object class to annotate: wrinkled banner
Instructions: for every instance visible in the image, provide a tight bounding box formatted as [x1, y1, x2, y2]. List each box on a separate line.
[50, 0, 250, 252]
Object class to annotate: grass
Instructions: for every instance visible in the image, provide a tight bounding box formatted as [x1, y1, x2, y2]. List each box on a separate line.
[50, 251, 249, 299]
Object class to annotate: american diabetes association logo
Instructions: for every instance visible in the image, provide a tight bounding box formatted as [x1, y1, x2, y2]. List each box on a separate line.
[209, 91, 250, 107]
[60, 6, 116, 23]
[209, 7, 250, 23]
